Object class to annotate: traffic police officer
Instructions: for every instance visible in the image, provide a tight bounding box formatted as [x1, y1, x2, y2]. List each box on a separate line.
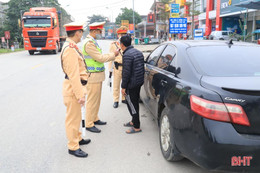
[108, 26, 128, 108]
[82, 21, 119, 133]
[61, 22, 91, 158]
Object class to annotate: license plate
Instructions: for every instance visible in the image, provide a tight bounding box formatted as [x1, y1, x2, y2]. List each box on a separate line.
[36, 47, 42, 50]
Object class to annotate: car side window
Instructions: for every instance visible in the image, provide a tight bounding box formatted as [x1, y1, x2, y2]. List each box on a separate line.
[157, 45, 176, 71]
[147, 45, 166, 66]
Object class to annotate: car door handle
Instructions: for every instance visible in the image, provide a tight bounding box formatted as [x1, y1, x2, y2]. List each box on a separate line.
[161, 79, 167, 86]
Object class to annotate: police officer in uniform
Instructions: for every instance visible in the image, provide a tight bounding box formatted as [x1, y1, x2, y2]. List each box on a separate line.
[82, 21, 119, 133]
[61, 22, 91, 158]
[108, 26, 128, 108]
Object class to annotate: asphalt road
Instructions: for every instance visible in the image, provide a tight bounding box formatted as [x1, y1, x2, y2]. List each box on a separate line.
[0, 40, 219, 173]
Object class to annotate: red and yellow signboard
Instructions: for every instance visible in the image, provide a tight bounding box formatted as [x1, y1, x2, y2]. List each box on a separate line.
[129, 24, 134, 31]
[5, 31, 10, 40]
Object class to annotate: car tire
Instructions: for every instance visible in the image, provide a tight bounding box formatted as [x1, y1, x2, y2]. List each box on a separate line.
[53, 42, 58, 54]
[159, 108, 183, 162]
[28, 50, 34, 55]
[219, 38, 224, 40]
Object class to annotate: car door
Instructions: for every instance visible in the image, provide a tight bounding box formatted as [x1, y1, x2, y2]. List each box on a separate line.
[141, 44, 166, 114]
[146, 44, 176, 116]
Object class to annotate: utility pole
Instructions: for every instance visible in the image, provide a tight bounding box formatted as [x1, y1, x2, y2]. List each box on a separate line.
[144, 20, 146, 37]
[244, 8, 248, 42]
[154, 0, 156, 38]
[191, 0, 195, 40]
[133, 0, 135, 39]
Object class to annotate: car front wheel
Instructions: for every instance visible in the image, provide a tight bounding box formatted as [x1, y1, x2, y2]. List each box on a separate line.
[159, 108, 183, 162]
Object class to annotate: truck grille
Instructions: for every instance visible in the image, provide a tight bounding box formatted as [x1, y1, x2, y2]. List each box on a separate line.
[29, 37, 47, 47]
[28, 31, 47, 36]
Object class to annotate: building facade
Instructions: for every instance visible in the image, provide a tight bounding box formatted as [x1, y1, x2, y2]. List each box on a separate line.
[203, 0, 260, 41]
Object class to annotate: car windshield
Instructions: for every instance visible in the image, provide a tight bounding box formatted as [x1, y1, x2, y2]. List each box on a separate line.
[24, 18, 51, 28]
[222, 32, 229, 35]
[188, 46, 260, 77]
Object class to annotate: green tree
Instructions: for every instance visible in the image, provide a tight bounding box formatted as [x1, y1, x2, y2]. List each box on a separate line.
[158, 0, 171, 36]
[87, 14, 108, 24]
[185, 0, 201, 39]
[3, 0, 71, 45]
[115, 7, 141, 25]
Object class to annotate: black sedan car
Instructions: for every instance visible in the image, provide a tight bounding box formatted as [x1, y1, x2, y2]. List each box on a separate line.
[140, 40, 260, 172]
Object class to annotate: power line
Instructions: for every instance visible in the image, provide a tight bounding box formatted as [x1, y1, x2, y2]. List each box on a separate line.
[66, 0, 127, 11]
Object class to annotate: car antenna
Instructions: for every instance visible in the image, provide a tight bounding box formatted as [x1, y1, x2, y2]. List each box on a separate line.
[226, 39, 233, 48]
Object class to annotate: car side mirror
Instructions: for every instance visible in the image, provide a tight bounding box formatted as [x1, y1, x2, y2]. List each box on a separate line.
[168, 66, 180, 73]
[175, 67, 181, 74]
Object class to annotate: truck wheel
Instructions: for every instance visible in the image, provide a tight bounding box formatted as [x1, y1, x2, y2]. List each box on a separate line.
[28, 50, 34, 55]
[53, 42, 58, 54]
[159, 108, 184, 162]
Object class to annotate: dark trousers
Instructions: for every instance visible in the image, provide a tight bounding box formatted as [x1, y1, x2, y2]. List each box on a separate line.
[126, 85, 141, 129]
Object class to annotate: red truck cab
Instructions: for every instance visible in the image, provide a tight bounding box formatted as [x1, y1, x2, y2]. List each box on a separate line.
[22, 7, 65, 55]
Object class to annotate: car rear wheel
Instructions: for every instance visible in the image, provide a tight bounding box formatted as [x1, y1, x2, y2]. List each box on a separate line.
[159, 108, 183, 162]
[28, 50, 34, 55]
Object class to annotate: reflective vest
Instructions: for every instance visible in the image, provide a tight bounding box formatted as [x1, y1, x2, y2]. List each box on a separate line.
[82, 37, 105, 72]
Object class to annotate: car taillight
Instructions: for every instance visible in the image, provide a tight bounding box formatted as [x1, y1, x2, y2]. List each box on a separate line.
[190, 95, 250, 126]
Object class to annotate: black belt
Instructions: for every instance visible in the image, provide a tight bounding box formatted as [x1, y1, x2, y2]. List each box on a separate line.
[65, 75, 88, 86]
[114, 62, 123, 70]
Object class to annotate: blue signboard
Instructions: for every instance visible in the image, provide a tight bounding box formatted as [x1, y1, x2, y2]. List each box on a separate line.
[169, 18, 187, 34]
[171, 4, 180, 13]
[194, 29, 204, 40]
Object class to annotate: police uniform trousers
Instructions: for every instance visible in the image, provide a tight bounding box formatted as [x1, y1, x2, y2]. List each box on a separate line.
[85, 82, 102, 128]
[113, 67, 125, 102]
[64, 96, 83, 150]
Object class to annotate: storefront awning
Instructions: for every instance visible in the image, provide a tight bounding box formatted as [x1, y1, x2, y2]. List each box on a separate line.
[253, 29, 260, 33]
[235, 0, 260, 10]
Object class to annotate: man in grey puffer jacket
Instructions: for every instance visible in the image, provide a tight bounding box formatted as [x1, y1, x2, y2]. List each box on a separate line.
[120, 35, 144, 134]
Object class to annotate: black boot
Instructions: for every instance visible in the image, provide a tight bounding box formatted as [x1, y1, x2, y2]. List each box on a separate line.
[86, 126, 101, 133]
[113, 102, 119, 108]
[79, 139, 91, 145]
[68, 148, 88, 158]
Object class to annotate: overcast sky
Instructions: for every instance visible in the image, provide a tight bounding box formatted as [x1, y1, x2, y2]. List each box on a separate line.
[1, 0, 155, 22]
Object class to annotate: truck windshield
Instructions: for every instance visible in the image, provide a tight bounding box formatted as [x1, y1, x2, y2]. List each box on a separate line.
[24, 18, 51, 28]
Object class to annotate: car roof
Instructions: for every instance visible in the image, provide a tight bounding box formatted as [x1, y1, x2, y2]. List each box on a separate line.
[165, 40, 260, 48]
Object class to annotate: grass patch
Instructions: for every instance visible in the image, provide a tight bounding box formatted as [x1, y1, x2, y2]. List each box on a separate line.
[0, 48, 25, 54]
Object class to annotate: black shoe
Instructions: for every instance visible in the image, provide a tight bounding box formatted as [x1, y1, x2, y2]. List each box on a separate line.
[113, 102, 119, 108]
[86, 126, 101, 133]
[94, 120, 107, 125]
[68, 148, 88, 158]
[122, 100, 127, 104]
[79, 139, 91, 145]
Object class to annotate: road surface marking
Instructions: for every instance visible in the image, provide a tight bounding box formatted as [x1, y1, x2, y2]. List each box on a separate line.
[31, 64, 43, 69]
